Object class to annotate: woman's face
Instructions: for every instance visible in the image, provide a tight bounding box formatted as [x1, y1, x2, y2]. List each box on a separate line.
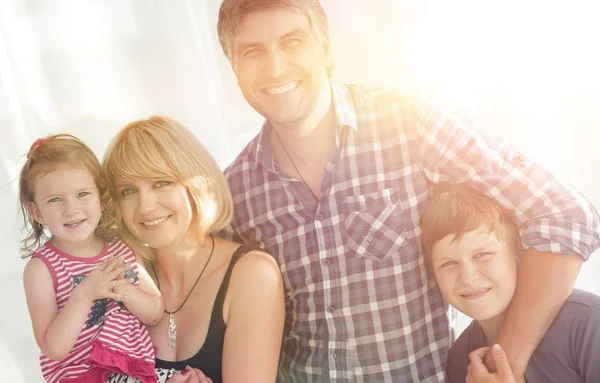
[117, 178, 195, 250]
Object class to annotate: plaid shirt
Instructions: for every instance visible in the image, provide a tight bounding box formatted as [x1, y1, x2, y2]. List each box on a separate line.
[223, 82, 600, 382]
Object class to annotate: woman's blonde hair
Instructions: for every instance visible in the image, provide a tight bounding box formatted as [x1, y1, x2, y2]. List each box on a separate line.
[18, 134, 110, 257]
[102, 116, 233, 264]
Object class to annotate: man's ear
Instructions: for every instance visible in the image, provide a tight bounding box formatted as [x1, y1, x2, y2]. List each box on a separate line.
[28, 202, 44, 225]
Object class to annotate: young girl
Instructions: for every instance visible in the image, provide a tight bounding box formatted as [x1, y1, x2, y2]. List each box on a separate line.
[19, 134, 164, 383]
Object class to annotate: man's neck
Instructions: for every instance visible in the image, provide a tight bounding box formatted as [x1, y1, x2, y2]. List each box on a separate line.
[273, 105, 336, 164]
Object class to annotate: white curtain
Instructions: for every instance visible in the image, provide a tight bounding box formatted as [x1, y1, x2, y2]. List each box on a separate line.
[1, 1, 598, 381]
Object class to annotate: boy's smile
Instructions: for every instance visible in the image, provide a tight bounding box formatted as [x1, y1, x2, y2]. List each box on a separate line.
[431, 229, 518, 323]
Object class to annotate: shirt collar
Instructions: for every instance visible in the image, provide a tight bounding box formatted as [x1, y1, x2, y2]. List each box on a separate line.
[253, 81, 358, 171]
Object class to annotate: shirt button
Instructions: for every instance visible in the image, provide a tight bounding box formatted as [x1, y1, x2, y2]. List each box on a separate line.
[366, 196, 375, 205]
[322, 258, 331, 266]
[328, 305, 336, 314]
[316, 213, 324, 220]
[331, 351, 338, 359]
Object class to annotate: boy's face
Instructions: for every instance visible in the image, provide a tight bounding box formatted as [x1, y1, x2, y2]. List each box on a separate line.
[431, 228, 518, 321]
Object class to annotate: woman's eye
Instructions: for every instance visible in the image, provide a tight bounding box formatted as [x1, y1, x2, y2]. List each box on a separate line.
[120, 188, 135, 196]
[155, 181, 171, 188]
[77, 191, 90, 198]
[475, 252, 492, 259]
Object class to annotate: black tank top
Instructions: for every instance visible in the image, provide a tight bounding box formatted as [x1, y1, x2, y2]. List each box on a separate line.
[155, 244, 259, 383]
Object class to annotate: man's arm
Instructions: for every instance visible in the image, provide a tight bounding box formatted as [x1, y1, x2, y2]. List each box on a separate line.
[492, 249, 582, 376]
[410, 90, 600, 376]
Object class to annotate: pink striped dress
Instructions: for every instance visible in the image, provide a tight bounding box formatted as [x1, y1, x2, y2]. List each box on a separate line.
[32, 240, 156, 383]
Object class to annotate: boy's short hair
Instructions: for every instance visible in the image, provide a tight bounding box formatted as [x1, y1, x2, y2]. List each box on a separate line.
[420, 183, 522, 261]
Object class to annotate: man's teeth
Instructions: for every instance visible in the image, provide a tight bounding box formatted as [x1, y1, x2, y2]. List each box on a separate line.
[265, 81, 299, 95]
[143, 217, 168, 226]
[64, 220, 84, 227]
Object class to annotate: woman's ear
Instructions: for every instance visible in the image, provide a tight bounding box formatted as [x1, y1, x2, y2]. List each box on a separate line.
[27, 201, 44, 224]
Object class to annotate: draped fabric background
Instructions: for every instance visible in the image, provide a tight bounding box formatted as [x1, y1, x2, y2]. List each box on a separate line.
[1, 1, 599, 381]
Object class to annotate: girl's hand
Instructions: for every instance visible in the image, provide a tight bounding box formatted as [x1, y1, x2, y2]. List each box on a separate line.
[73, 256, 132, 302]
[166, 366, 213, 383]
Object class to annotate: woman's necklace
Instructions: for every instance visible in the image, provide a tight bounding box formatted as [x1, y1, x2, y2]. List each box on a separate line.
[151, 234, 215, 349]
[275, 129, 319, 202]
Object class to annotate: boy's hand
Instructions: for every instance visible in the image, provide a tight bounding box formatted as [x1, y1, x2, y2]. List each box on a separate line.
[467, 344, 523, 383]
[72, 256, 132, 302]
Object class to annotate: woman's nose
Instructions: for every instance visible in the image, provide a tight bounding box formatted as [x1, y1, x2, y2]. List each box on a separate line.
[136, 189, 158, 214]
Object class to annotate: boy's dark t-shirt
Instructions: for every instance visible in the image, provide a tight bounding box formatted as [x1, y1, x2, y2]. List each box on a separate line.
[446, 289, 600, 383]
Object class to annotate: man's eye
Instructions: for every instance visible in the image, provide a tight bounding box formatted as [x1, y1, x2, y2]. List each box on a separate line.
[243, 48, 261, 58]
[284, 38, 302, 47]
[77, 191, 90, 198]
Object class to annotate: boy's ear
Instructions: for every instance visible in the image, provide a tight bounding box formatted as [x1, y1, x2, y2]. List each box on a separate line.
[27, 202, 44, 224]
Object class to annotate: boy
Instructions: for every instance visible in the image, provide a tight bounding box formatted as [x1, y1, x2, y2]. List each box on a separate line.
[420, 183, 600, 382]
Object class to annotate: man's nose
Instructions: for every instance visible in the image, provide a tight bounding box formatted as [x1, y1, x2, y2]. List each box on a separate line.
[264, 48, 288, 79]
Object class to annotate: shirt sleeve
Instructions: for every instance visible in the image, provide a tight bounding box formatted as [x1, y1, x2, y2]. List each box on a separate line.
[414, 93, 600, 260]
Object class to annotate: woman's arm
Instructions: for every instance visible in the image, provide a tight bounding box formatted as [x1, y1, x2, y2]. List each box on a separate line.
[114, 259, 164, 326]
[222, 250, 284, 383]
[24, 257, 130, 360]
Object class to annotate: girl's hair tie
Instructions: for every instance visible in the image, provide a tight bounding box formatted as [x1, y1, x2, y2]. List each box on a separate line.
[27, 138, 44, 158]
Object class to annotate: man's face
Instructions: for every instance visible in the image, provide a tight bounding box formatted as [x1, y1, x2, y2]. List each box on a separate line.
[231, 8, 331, 128]
[431, 229, 518, 321]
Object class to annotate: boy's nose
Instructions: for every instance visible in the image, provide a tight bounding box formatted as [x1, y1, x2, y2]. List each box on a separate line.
[458, 263, 480, 283]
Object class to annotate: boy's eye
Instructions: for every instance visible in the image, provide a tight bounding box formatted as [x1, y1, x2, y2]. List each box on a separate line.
[47, 197, 61, 203]
[77, 191, 90, 198]
[474, 252, 492, 259]
[439, 260, 457, 269]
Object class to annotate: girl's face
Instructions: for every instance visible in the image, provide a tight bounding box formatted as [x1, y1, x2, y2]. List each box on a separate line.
[117, 179, 195, 251]
[29, 166, 102, 254]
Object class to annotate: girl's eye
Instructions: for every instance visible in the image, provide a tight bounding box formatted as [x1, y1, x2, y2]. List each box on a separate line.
[47, 197, 61, 203]
[155, 181, 171, 188]
[439, 260, 457, 269]
[77, 191, 90, 198]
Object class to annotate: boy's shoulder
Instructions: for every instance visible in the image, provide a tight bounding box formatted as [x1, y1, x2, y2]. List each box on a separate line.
[446, 320, 486, 383]
[562, 288, 600, 309]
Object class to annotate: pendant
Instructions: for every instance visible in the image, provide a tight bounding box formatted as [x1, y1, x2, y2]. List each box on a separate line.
[167, 313, 177, 349]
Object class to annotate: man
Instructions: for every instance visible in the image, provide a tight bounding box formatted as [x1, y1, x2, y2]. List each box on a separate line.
[216, 0, 600, 381]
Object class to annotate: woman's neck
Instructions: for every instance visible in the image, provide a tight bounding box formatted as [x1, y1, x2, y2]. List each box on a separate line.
[152, 234, 214, 291]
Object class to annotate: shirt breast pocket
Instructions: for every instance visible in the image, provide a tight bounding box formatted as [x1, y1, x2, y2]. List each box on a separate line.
[342, 188, 407, 261]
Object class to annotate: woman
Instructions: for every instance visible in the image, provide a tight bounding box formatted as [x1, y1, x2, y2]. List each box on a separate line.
[102, 116, 284, 383]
